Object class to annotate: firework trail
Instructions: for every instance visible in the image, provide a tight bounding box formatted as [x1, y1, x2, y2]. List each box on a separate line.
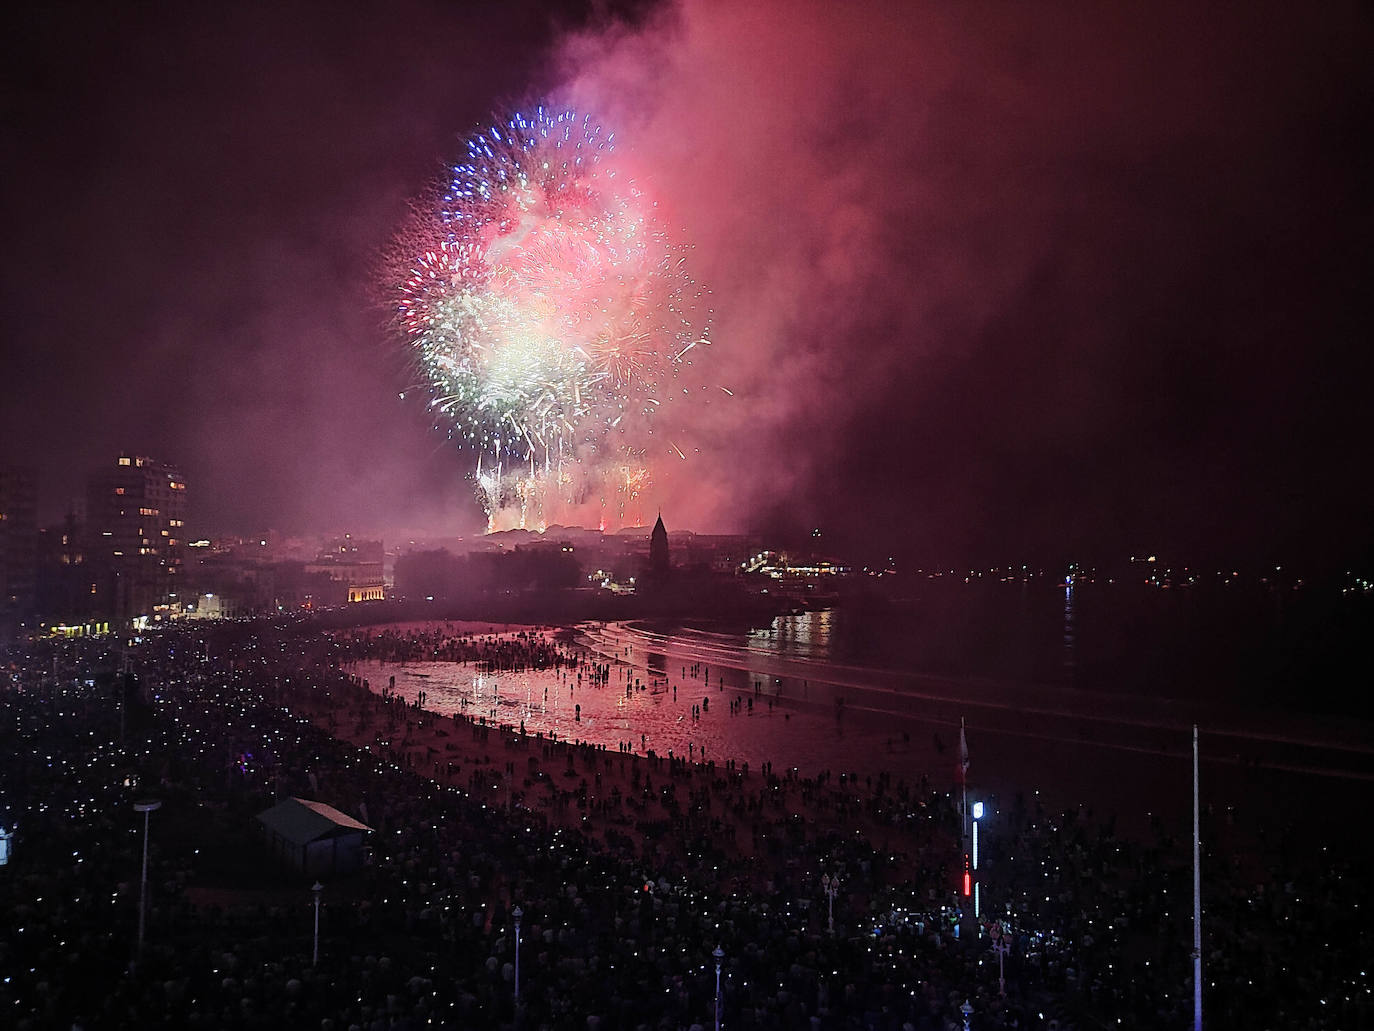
[389, 107, 713, 531]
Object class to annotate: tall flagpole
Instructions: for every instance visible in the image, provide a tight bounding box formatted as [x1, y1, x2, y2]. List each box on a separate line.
[1193, 724, 1202, 1031]
[960, 717, 969, 842]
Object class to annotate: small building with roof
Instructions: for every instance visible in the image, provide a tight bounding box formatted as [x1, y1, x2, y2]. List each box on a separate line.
[255, 797, 373, 876]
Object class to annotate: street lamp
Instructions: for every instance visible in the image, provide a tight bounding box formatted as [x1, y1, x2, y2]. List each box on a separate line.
[821, 873, 839, 935]
[312, 882, 323, 966]
[972, 801, 983, 919]
[132, 799, 161, 960]
[960, 998, 973, 1030]
[713, 944, 724, 1031]
[990, 921, 1010, 996]
[512, 906, 523, 1010]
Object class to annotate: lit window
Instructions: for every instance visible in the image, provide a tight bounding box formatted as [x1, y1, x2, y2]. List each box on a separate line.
[118, 458, 131, 466]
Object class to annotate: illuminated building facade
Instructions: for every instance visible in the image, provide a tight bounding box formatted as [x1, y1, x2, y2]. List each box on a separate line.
[86, 455, 188, 624]
[306, 535, 386, 604]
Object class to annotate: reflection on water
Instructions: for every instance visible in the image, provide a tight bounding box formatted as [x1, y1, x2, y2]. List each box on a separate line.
[347, 605, 1374, 820]
[747, 609, 834, 659]
[712, 579, 1369, 716]
[349, 650, 883, 779]
[1062, 584, 1078, 672]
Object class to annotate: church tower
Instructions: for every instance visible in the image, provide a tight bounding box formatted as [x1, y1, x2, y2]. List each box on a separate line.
[649, 513, 670, 579]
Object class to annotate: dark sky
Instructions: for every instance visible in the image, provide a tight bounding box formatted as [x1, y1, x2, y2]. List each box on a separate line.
[3, 0, 1371, 569]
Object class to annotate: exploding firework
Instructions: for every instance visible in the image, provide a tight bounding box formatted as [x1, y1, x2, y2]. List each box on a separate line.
[389, 106, 712, 531]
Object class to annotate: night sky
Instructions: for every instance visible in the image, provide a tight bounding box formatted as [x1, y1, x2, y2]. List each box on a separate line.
[3, 0, 1370, 569]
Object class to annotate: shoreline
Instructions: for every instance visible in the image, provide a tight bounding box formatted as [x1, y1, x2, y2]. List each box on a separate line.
[328, 618, 1374, 864]
[289, 662, 955, 901]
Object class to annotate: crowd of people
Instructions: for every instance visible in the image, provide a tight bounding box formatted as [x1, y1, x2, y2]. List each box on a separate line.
[1, 616, 1368, 1030]
[331, 626, 576, 675]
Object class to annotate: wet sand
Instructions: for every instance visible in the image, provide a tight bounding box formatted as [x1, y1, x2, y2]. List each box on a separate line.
[321, 619, 1374, 867]
[288, 672, 948, 894]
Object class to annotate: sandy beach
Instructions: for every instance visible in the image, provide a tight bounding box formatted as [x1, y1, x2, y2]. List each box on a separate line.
[291, 645, 954, 894]
[311, 618, 1374, 871]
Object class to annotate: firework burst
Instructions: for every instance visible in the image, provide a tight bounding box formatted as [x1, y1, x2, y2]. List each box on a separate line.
[389, 106, 712, 531]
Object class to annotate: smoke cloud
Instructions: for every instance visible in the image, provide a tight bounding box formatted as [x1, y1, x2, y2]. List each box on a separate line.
[2, 0, 1367, 566]
[550, 0, 1372, 560]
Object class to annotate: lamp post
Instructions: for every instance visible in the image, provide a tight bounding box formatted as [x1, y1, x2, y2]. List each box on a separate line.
[1192, 724, 1203, 1031]
[312, 882, 323, 966]
[990, 921, 1009, 996]
[713, 944, 724, 1031]
[133, 799, 161, 960]
[512, 905, 522, 1010]
[821, 873, 839, 935]
[960, 998, 973, 1030]
[972, 801, 983, 920]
